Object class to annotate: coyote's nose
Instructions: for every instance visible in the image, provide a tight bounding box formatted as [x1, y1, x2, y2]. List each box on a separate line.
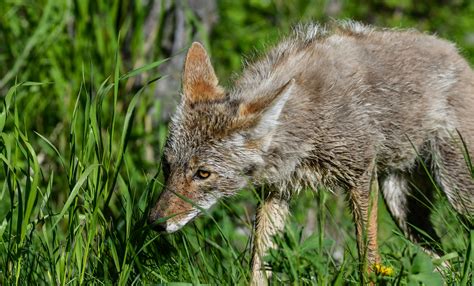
[148, 211, 167, 232]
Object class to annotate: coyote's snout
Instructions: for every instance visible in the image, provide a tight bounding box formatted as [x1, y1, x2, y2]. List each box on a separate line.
[149, 21, 474, 284]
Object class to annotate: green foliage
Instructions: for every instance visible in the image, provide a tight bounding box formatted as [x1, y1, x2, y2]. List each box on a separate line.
[1, 0, 473, 284]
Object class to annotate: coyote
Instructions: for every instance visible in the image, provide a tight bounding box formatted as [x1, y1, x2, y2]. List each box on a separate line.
[149, 22, 474, 284]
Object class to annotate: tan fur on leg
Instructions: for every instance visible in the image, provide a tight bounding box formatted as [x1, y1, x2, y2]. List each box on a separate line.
[350, 166, 380, 283]
[250, 195, 289, 286]
[367, 168, 380, 266]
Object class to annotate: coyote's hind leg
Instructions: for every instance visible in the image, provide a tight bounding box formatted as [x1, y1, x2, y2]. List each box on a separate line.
[435, 138, 474, 217]
[380, 167, 443, 256]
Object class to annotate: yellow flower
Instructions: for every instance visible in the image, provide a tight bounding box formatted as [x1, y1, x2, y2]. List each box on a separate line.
[374, 263, 394, 276]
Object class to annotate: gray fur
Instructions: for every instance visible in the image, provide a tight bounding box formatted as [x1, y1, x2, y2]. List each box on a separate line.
[149, 21, 474, 283]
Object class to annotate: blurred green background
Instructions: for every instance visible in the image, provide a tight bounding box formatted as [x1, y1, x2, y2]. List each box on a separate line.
[0, 0, 473, 284]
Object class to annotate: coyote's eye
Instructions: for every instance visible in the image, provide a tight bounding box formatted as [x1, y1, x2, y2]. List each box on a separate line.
[194, 169, 211, 180]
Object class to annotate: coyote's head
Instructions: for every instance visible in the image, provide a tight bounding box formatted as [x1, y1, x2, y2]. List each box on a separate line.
[148, 42, 294, 233]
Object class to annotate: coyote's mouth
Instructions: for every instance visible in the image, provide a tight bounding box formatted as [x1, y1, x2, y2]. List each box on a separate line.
[164, 209, 201, 233]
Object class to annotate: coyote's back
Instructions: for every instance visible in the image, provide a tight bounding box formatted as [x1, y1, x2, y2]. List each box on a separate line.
[149, 22, 474, 284]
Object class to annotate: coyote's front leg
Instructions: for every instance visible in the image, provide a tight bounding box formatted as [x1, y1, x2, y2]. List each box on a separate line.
[250, 194, 290, 286]
[349, 167, 380, 282]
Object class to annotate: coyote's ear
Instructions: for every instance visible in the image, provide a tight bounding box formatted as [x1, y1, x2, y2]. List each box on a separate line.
[240, 79, 295, 151]
[182, 42, 224, 103]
